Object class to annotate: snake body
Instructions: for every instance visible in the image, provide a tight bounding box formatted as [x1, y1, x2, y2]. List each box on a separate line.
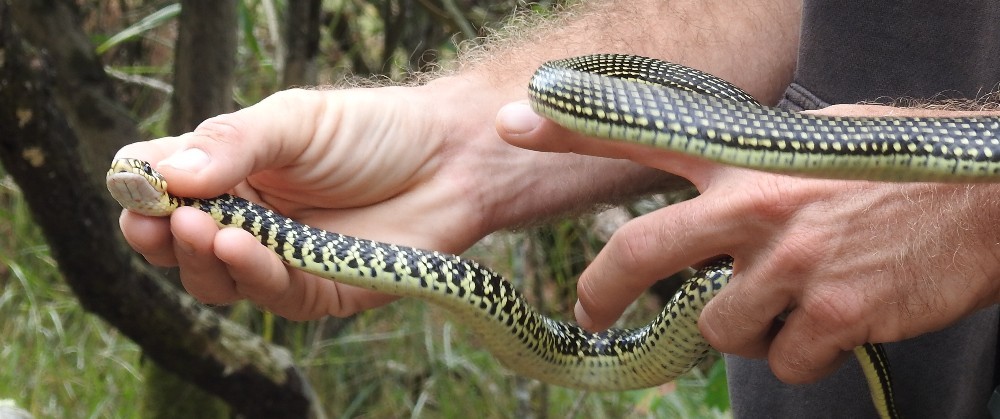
[107, 157, 730, 391]
[530, 55, 1000, 182]
[107, 54, 1000, 419]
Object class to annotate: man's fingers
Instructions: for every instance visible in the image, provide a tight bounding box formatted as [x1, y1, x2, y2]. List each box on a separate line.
[210, 214, 404, 320]
[213, 227, 292, 305]
[496, 101, 714, 183]
[498, 101, 638, 156]
[768, 306, 858, 384]
[697, 258, 796, 359]
[765, 281, 871, 383]
[574, 197, 742, 331]
[170, 207, 240, 304]
[119, 210, 177, 266]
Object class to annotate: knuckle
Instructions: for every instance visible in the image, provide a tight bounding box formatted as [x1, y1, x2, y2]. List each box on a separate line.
[767, 236, 825, 276]
[770, 338, 849, 385]
[260, 88, 313, 112]
[770, 344, 820, 384]
[193, 114, 245, 146]
[575, 276, 608, 319]
[742, 177, 801, 224]
[576, 218, 674, 328]
[757, 225, 839, 282]
[701, 292, 771, 354]
[194, 90, 314, 144]
[575, 276, 599, 306]
[596, 221, 667, 296]
[605, 220, 660, 277]
[800, 285, 865, 336]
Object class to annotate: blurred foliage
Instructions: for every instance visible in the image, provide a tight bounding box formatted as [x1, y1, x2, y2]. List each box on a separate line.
[0, 0, 730, 417]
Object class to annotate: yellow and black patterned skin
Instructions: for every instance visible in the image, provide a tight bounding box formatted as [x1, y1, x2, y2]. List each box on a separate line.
[855, 343, 898, 418]
[107, 157, 730, 391]
[530, 55, 1000, 183]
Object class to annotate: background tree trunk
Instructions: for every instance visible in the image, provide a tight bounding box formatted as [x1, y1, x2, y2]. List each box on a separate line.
[283, 0, 322, 87]
[169, 0, 238, 133]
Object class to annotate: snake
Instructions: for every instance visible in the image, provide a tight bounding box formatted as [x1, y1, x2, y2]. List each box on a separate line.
[106, 54, 1000, 419]
[107, 157, 730, 393]
[530, 55, 1000, 183]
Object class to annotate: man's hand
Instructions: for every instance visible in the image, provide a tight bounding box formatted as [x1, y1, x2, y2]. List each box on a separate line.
[115, 76, 675, 320]
[498, 101, 1000, 384]
[117, 85, 489, 319]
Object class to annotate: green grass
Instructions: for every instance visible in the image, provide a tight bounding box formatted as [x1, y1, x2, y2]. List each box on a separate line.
[0, 176, 143, 418]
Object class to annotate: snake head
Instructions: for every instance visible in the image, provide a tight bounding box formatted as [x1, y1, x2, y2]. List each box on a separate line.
[106, 158, 174, 217]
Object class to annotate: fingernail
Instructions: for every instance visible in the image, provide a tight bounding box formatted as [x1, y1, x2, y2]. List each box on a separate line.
[574, 300, 595, 331]
[497, 102, 541, 135]
[160, 148, 210, 173]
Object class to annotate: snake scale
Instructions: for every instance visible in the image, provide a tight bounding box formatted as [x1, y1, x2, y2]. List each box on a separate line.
[108, 54, 1000, 419]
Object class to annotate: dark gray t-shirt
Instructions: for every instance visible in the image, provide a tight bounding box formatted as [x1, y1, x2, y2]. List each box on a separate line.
[795, 1, 1000, 104]
[727, 2, 1000, 418]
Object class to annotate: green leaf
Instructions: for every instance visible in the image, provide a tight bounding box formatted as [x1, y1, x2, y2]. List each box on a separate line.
[95, 4, 182, 55]
[704, 358, 731, 411]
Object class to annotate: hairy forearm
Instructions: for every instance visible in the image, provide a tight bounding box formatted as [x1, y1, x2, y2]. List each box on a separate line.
[425, 0, 803, 235]
[460, 0, 803, 103]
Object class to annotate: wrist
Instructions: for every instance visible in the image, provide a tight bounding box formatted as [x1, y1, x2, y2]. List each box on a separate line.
[917, 182, 1000, 308]
[970, 185, 1000, 305]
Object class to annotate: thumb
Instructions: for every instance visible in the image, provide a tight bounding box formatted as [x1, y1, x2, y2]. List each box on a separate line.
[113, 90, 322, 197]
[496, 100, 639, 158]
[496, 100, 716, 183]
[117, 128, 258, 199]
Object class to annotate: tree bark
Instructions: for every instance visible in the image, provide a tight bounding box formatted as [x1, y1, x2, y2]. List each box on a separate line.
[283, 0, 322, 87]
[0, 1, 321, 417]
[169, 0, 238, 133]
[7, 0, 137, 178]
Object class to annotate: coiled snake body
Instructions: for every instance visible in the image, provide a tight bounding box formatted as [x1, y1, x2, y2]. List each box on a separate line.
[109, 55, 1000, 419]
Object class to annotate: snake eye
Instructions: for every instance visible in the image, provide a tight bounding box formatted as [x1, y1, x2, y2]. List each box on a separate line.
[141, 162, 154, 175]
